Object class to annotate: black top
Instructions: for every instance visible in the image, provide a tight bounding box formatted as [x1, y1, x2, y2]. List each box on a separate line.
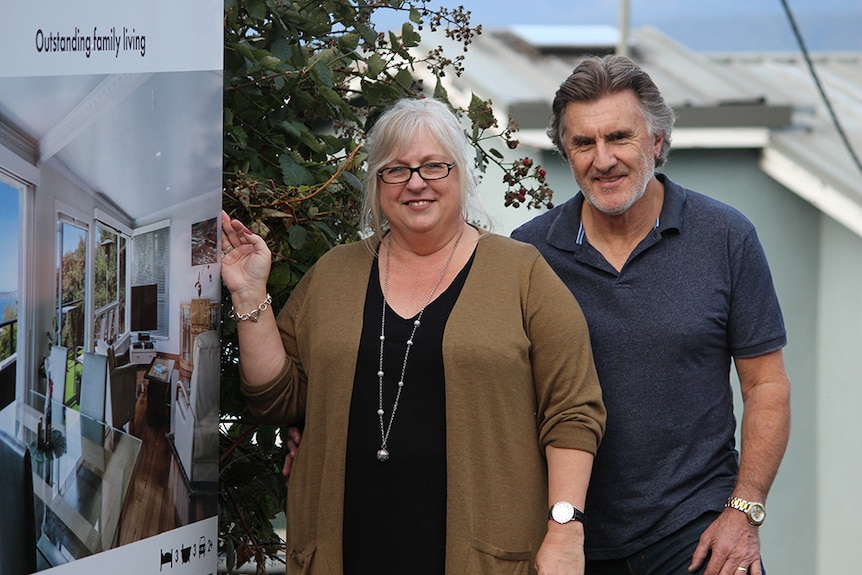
[343, 251, 474, 575]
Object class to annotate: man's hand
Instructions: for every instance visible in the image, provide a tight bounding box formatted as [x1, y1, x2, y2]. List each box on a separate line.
[689, 510, 761, 575]
[281, 426, 302, 484]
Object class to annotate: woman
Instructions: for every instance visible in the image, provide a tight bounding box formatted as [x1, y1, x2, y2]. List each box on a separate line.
[221, 98, 605, 575]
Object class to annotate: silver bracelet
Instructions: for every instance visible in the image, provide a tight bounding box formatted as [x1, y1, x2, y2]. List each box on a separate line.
[228, 293, 272, 322]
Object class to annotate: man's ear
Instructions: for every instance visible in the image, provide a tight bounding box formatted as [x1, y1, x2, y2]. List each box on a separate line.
[652, 133, 664, 167]
[653, 133, 664, 157]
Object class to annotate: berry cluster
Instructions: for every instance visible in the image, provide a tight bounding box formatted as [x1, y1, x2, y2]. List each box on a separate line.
[503, 157, 554, 210]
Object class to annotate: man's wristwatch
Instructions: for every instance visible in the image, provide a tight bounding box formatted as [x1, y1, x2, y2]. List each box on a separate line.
[725, 496, 766, 526]
[549, 501, 586, 525]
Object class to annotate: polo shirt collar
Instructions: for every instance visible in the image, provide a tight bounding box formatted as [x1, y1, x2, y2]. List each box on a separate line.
[546, 172, 685, 253]
[655, 173, 685, 235]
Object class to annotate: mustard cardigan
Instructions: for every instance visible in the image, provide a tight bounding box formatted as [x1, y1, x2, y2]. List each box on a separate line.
[242, 233, 606, 575]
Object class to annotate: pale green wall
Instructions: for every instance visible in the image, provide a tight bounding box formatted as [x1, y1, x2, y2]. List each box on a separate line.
[666, 149, 819, 575]
[815, 217, 862, 573]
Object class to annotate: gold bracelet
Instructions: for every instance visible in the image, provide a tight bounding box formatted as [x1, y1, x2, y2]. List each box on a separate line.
[228, 293, 272, 322]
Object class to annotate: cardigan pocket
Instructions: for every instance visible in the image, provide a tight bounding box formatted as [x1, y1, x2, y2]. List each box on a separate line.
[286, 541, 316, 575]
[465, 538, 532, 575]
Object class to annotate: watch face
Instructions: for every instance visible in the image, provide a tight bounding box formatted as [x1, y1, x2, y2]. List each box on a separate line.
[749, 503, 766, 525]
[551, 501, 575, 523]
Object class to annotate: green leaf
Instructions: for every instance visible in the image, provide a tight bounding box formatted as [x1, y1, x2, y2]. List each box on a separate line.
[313, 59, 334, 88]
[361, 79, 386, 106]
[395, 67, 413, 89]
[228, 124, 248, 149]
[245, 0, 267, 21]
[268, 263, 294, 289]
[401, 21, 421, 48]
[388, 30, 400, 51]
[340, 170, 363, 192]
[433, 76, 449, 101]
[288, 225, 308, 250]
[290, 42, 309, 69]
[270, 37, 293, 61]
[279, 155, 316, 186]
[319, 85, 343, 109]
[357, 23, 378, 45]
[468, 92, 496, 131]
[277, 120, 302, 144]
[261, 54, 281, 70]
[299, 128, 324, 154]
[320, 134, 348, 155]
[337, 32, 360, 52]
[233, 41, 257, 63]
[256, 425, 278, 452]
[366, 53, 386, 78]
[314, 221, 338, 240]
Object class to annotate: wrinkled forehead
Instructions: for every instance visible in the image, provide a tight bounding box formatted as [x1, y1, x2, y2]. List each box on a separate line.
[563, 92, 649, 137]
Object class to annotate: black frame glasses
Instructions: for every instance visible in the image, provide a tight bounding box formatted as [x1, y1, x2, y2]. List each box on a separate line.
[377, 162, 456, 184]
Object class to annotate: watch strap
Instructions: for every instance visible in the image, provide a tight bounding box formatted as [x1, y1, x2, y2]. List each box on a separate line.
[549, 502, 586, 525]
[724, 496, 765, 525]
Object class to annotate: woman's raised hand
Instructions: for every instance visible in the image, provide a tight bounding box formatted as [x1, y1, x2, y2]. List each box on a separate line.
[220, 210, 272, 302]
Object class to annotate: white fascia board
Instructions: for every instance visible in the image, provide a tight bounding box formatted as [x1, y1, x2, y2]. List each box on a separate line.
[517, 128, 771, 151]
[518, 129, 554, 150]
[671, 128, 770, 149]
[761, 147, 862, 240]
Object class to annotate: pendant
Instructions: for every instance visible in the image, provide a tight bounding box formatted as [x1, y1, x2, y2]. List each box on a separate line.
[376, 448, 390, 462]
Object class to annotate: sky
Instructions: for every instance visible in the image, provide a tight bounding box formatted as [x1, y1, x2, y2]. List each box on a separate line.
[0, 182, 18, 294]
[373, 0, 862, 52]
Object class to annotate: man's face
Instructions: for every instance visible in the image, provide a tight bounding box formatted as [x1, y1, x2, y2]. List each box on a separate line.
[562, 90, 663, 215]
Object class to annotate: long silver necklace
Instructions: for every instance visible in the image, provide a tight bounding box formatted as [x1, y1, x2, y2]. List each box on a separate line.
[376, 229, 464, 462]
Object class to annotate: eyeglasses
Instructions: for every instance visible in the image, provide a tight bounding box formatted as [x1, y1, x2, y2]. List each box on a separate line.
[377, 162, 456, 184]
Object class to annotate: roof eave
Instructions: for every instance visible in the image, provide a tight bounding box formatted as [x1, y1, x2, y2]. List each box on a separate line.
[761, 147, 862, 239]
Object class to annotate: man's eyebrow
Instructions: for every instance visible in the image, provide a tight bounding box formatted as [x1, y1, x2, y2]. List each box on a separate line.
[607, 129, 635, 139]
[570, 134, 594, 145]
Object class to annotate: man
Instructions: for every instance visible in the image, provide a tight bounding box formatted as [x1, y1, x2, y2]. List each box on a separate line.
[511, 55, 791, 575]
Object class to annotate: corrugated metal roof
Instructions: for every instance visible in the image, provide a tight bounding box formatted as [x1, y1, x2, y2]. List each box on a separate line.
[417, 24, 862, 235]
[508, 24, 619, 50]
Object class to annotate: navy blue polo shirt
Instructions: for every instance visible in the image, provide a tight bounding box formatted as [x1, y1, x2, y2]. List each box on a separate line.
[512, 174, 786, 559]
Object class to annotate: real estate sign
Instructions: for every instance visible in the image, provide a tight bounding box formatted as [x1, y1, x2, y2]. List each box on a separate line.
[0, 2, 222, 574]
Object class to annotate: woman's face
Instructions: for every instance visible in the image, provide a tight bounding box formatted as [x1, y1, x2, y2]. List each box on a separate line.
[377, 130, 462, 242]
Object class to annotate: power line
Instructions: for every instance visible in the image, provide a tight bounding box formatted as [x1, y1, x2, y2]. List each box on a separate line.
[779, 0, 862, 177]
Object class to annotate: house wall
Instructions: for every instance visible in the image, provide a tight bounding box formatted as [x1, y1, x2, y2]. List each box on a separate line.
[816, 217, 862, 573]
[666, 148, 820, 575]
[479, 146, 831, 574]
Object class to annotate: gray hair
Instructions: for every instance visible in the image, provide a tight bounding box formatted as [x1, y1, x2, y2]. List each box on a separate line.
[360, 98, 484, 240]
[548, 55, 675, 169]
